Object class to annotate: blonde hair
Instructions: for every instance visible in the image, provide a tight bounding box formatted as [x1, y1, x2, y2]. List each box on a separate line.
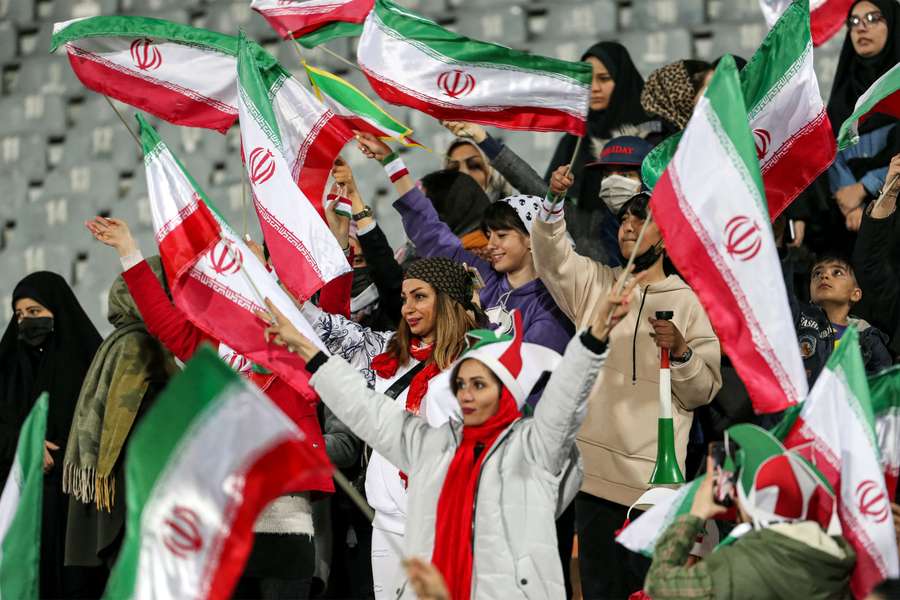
[386, 288, 476, 370]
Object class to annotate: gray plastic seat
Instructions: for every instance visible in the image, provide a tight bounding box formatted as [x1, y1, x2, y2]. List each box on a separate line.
[20, 22, 54, 58]
[541, 1, 617, 40]
[0, 172, 29, 212]
[58, 123, 141, 171]
[620, 28, 693, 75]
[11, 56, 84, 98]
[0, 22, 18, 63]
[0, 134, 48, 181]
[110, 189, 155, 233]
[529, 37, 600, 63]
[0, 94, 67, 137]
[49, 0, 120, 21]
[0, 0, 36, 26]
[630, 0, 705, 29]
[707, 22, 768, 60]
[708, 0, 767, 23]
[455, 5, 529, 45]
[205, 2, 280, 41]
[41, 162, 121, 202]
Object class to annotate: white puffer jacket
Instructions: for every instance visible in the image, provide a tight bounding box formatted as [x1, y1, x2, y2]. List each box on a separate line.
[310, 333, 606, 600]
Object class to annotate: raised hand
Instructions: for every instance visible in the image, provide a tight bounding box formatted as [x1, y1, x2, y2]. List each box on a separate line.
[440, 120, 487, 143]
[355, 131, 392, 162]
[324, 183, 351, 251]
[331, 157, 357, 195]
[549, 164, 575, 197]
[85, 216, 138, 257]
[591, 266, 645, 342]
[256, 298, 320, 361]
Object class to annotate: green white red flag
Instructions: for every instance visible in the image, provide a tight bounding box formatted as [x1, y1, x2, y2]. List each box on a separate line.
[867, 366, 900, 501]
[650, 55, 808, 415]
[760, 0, 855, 46]
[0, 394, 47, 600]
[356, 0, 591, 135]
[251, 0, 373, 48]
[237, 36, 350, 300]
[779, 328, 899, 598]
[138, 113, 325, 398]
[103, 347, 331, 600]
[837, 63, 900, 149]
[643, 0, 835, 219]
[51, 16, 279, 133]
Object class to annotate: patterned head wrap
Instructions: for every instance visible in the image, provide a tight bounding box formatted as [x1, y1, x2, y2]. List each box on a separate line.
[640, 60, 709, 130]
[499, 194, 542, 235]
[404, 257, 475, 310]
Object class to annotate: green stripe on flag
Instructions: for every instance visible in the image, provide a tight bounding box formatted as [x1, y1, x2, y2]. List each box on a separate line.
[238, 34, 283, 149]
[373, 0, 590, 86]
[0, 393, 48, 600]
[837, 63, 900, 149]
[826, 326, 879, 447]
[298, 22, 364, 48]
[869, 365, 900, 414]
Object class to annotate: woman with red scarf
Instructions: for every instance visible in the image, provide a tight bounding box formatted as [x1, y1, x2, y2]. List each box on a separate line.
[299, 255, 482, 600]
[264, 269, 642, 600]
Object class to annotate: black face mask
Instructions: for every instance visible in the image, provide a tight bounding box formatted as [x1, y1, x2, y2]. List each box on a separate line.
[351, 266, 373, 298]
[632, 241, 665, 273]
[17, 316, 54, 348]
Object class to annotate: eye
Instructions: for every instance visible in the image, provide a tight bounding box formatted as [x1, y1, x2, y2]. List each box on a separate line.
[475, 382, 485, 389]
[466, 159, 484, 171]
[415, 293, 426, 300]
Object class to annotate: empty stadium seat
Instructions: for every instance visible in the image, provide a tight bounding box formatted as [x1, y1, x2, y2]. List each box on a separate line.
[10, 55, 84, 97]
[204, 2, 280, 41]
[59, 123, 141, 171]
[0, 22, 17, 63]
[540, 1, 616, 40]
[619, 28, 693, 75]
[630, 0, 705, 30]
[49, 0, 120, 21]
[706, 22, 768, 62]
[41, 162, 121, 205]
[455, 5, 529, 45]
[708, 0, 767, 23]
[0, 133, 48, 181]
[0, 93, 67, 136]
[0, 0, 36, 26]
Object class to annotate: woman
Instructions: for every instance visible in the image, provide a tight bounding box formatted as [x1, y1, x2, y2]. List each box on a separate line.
[260, 271, 641, 600]
[0, 271, 104, 598]
[419, 169, 493, 258]
[299, 255, 481, 600]
[640, 59, 714, 135]
[443, 137, 514, 202]
[63, 257, 178, 568]
[827, 0, 900, 235]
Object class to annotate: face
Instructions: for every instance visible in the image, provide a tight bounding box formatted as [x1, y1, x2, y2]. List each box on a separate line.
[13, 298, 53, 323]
[617, 210, 663, 258]
[809, 261, 862, 306]
[349, 237, 366, 269]
[586, 56, 615, 111]
[455, 359, 502, 427]
[694, 70, 714, 105]
[602, 167, 642, 182]
[486, 228, 531, 273]
[446, 144, 489, 190]
[850, 1, 889, 57]
[400, 279, 437, 342]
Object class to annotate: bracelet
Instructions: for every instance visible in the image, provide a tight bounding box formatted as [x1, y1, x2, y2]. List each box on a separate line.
[352, 206, 373, 222]
[381, 152, 409, 183]
[670, 348, 693, 365]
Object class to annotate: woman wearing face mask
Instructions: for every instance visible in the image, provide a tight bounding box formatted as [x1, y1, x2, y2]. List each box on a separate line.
[298, 255, 482, 600]
[535, 172, 722, 598]
[259, 270, 640, 600]
[0, 271, 105, 598]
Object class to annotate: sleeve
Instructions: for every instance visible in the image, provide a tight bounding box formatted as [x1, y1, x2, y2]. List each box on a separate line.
[528, 331, 607, 475]
[121, 260, 214, 363]
[392, 187, 494, 284]
[357, 223, 403, 326]
[318, 251, 354, 319]
[643, 514, 716, 600]
[860, 166, 889, 197]
[854, 210, 900, 350]
[300, 300, 393, 376]
[321, 404, 362, 470]
[827, 152, 856, 194]
[670, 302, 722, 411]
[310, 355, 435, 473]
[479, 136, 550, 197]
[521, 309, 573, 356]
[530, 217, 618, 328]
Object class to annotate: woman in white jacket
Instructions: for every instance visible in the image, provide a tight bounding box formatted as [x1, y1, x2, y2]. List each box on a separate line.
[261, 270, 642, 600]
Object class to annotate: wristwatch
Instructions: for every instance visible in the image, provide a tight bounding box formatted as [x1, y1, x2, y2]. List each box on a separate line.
[670, 348, 693, 365]
[352, 206, 373, 222]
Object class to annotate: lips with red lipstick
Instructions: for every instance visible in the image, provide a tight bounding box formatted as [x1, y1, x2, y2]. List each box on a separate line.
[462, 407, 476, 415]
[406, 316, 422, 329]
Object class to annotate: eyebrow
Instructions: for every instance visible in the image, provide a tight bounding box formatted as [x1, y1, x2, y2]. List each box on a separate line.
[406, 286, 425, 295]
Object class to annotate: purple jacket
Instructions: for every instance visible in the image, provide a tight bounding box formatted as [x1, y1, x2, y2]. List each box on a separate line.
[394, 188, 574, 354]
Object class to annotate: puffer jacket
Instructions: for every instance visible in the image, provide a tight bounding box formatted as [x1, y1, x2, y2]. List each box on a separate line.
[309, 333, 606, 600]
[532, 217, 722, 506]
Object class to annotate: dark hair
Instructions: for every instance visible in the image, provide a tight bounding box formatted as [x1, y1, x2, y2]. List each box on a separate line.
[616, 192, 651, 222]
[684, 59, 713, 93]
[450, 358, 504, 395]
[480, 201, 527, 236]
[870, 578, 900, 600]
[811, 253, 856, 281]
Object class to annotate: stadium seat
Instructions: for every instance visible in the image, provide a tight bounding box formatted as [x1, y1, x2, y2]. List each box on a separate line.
[0, 93, 67, 137]
[630, 0, 705, 30]
[41, 162, 121, 205]
[0, 134, 48, 181]
[11, 55, 84, 98]
[540, 1, 616, 40]
[708, 0, 767, 23]
[0, 0, 36, 26]
[455, 5, 529, 45]
[530, 37, 602, 64]
[706, 22, 768, 62]
[0, 22, 18, 64]
[49, 0, 120, 21]
[0, 172, 29, 212]
[59, 123, 141, 171]
[619, 28, 693, 75]
[204, 2, 280, 41]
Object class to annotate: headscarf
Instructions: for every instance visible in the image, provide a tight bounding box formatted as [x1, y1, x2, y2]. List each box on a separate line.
[641, 59, 712, 130]
[827, 0, 900, 135]
[403, 256, 478, 312]
[420, 169, 492, 237]
[63, 257, 178, 510]
[444, 138, 515, 202]
[545, 42, 653, 206]
[0, 272, 101, 483]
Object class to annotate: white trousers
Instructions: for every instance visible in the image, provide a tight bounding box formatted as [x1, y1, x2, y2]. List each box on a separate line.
[371, 526, 404, 600]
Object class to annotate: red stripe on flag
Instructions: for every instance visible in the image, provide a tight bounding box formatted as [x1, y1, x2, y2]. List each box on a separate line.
[291, 112, 355, 219]
[363, 71, 587, 136]
[256, 0, 374, 39]
[761, 110, 836, 220]
[65, 51, 237, 134]
[861, 91, 900, 127]
[158, 201, 221, 285]
[811, 0, 855, 46]
[651, 170, 796, 414]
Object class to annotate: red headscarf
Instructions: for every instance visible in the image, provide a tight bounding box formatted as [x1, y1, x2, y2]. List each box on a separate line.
[430, 385, 522, 600]
[370, 340, 441, 414]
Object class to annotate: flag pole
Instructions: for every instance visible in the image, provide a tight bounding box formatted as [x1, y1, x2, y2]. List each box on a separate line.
[604, 214, 653, 329]
[548, 135, 584, 209]
[315, 44, 364, 73]
[872, 173, 900, 213]
[103, 96, 142, 149]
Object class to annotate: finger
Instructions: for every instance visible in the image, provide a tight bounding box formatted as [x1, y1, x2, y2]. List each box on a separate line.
[46, 441, 59, 450]
[264, 298, 288, 323]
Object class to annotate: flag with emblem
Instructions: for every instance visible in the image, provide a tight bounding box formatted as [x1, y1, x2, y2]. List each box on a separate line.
[760, 0, 855, 46]
[103, 347, 332, 600]
[837, 62, 900, 149]
[305, 63, 420, 147]
[51, 16, 279, 133]
[776, 328, 899, 598]
[650, 55, 808, 415]
[0, 394, 47, 600]
[643, 0, 835, 219]
[237, 36, 350, 301]
[251, 0, 374, 48]
[867, 366, 900, 501]
[138, 113, 325, 399]
[356, 0, 591, 135]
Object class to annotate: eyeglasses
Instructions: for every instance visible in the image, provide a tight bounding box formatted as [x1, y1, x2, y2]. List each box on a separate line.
[847, 11, 885, 29]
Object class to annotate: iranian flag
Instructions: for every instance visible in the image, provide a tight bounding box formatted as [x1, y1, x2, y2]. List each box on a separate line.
[51, 16, 279, 133]
[305, 63, 420, 146]
[780, 328, 900, 598]
[138, 113, 326, 399]
[760, 0, 855, 47]
[0, 394, 47, 600]
[838, 63, 900, 149]
[650, 55, 808, 415]
[868, 366, 900, 501]
[357, 0, 591, 135]
[643, 0, 835, 220]
[251, 0, 373, 48]
[103, 347, 332, 600]
[237, 36, 350, 301]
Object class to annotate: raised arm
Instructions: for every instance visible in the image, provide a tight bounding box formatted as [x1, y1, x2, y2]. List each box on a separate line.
[300, 300, 393, 375]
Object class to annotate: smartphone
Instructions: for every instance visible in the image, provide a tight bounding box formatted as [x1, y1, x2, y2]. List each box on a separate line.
[709, 441, 735, 507]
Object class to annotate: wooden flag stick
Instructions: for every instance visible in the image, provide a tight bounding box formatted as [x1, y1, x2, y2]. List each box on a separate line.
[104, 96, 142, 149]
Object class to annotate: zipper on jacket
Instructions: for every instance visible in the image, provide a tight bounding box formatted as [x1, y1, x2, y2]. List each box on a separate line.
[632, 285, 649, 385]
[468, 427, 516, 554]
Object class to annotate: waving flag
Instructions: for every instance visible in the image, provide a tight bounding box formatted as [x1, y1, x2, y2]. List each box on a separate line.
[138, 114, 325, 398]
[780, 329, 899, 598]
[838, 63, 900, 149]
[643, 0, 835, 219]
[237, 37, 350, 301]
[650, 56, 808, 415]
[868, 366, 900, 501]
[251, 0, 373, 47]
[760, 0, 854, 47]
[0, 395, 47, 600]
[104, 348, 332, 600]
[357, 0, 591, 135]
[51, 16, 279, 133]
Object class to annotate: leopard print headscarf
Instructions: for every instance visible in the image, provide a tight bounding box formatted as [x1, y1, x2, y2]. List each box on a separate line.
[641, 61, 698, 130]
